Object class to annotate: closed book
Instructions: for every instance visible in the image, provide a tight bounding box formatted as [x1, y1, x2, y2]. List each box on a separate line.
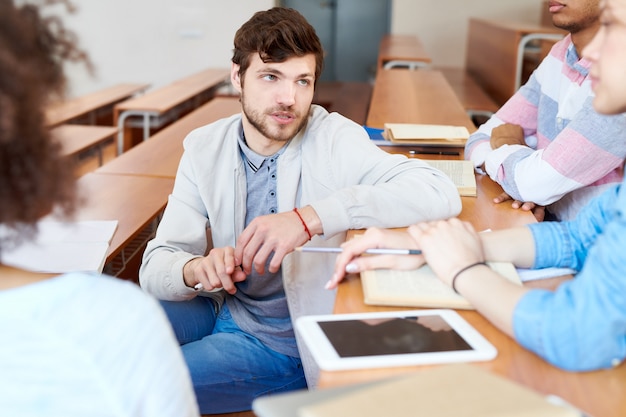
[384, 123, 469, 146]
[297, 364, 582, 417]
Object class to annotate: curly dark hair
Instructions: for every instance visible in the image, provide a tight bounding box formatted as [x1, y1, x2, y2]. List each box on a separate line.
[0, 0, 89, 251]
[232, 7, 324, 85]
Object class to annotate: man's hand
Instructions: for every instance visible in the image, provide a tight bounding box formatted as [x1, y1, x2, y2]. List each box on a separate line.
[235, 207, 322, 275]
[183, 247, 247, 294]
[490, 123, 525, 149]
[493, 192, 546, 221]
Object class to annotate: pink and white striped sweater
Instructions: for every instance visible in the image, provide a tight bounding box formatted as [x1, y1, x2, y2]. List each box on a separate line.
[465, 34, 626, 220]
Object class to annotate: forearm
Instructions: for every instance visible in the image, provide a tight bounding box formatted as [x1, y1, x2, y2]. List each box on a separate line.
[480, 227, 535, 268]
[453, 264, 529, 336]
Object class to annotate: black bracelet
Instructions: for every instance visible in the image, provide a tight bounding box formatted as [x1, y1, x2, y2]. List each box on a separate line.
[451, 261, 487, 294]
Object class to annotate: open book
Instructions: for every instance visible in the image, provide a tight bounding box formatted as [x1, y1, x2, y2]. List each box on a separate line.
[361, 262, 520, 309]
[295, 364, 582, 417]
[425, 159, 477, 196]
[384, 123, 470, 146]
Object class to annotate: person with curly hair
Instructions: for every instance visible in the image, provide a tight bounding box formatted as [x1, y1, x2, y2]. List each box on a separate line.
[0, 1, 199, 415]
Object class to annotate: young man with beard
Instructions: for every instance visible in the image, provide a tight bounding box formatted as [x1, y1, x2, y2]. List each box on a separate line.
[465, 0, 626, 221]
[139, 7, 460, 414]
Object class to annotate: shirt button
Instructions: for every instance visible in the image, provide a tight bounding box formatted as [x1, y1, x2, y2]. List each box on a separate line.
[270, 191, 275, 197]
[611, 358, 622, 367]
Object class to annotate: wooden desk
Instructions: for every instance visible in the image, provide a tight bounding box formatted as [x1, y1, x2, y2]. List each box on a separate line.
[436, 66, 499, 117]
[46, 83, 149, 127]
[97, 97, 241, 178]
[317, 175, 626, 417]
[466, 18, 564, 105]
[114, 68, 230, 154]
[74, 173, 174, 274]
[377, 34, 431, 70]
[367, 70, 475, 131]
[52, 124, 118, 166]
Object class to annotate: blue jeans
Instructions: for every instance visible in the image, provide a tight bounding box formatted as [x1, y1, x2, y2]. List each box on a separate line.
[160, 297, 307, 414]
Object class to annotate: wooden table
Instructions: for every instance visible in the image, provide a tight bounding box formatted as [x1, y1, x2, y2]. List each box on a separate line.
[317, 173, 626, 417]
[114, 68, 230, 154]
[46, 83, 149, 127]
[367, 70, 475, 131]
[466, 18, 564, 105]
[52, 124, 118, 166]
[98, 97, 241, 178]
[377, 34, 431, 70]
[74, 173, 174, 264]
[436, 66, 499, 116]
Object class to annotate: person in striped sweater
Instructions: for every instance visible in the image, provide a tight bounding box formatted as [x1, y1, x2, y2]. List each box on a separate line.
[465, 0, 626, 221]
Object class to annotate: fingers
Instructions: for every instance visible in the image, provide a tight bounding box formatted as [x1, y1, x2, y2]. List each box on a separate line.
[192, 248, 243, 295]
[327, 227, 421, 290]
[493, 192, 512, 204]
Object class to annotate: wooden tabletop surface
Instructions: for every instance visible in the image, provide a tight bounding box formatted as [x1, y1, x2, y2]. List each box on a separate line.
[367, 70, 476, 132]
[46, 83, 149, 127]
[52, 124, 118, 158]
[113, 68, 230, 114]
[98, 97, 241, 178]
[74, 173, 174, 261]
[377, 34, 432, 68]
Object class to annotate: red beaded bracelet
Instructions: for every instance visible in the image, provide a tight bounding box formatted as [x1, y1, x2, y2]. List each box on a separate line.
[293, 207, 312, 240]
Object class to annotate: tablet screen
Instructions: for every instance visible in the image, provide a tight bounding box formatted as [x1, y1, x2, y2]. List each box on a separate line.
[296, 309, 497, 370]
[317, 315, 472, 357]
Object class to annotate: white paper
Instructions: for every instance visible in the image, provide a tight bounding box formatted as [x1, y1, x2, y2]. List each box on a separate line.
[0, 219, 118, 273]
[516, 267, 576, 282]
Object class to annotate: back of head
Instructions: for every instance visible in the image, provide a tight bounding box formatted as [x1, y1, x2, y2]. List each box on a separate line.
[232, 7, 324, 83]
[0, 0, 87, 251]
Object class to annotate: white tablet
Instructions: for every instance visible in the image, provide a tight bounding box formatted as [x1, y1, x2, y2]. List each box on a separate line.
[296, 309, 497, 371]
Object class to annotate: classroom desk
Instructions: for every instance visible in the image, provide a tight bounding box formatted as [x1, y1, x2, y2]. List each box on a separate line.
[114, 68, 230, 154]
[435, 66, 499, 117]
[97, 97, 241, 178]
[52, 124, 118, 166]
[377, 34, 431, 70]
[73, 173, 174, 269]
[466, 18, 564, 105]
[46, 83, 149, 127]
[316, 174, 626, 417]
[367, 70, 475, 132]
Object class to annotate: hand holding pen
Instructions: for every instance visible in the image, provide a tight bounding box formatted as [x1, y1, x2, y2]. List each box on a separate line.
[312, 227, 425, 290]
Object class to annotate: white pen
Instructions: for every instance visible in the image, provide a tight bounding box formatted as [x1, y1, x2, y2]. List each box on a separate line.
[295, 246, 422, 255]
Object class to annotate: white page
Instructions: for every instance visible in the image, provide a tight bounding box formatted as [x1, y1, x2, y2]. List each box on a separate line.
[0, 219, 118, 273]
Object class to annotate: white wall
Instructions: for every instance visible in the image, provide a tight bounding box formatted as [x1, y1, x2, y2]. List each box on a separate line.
[57, 0, 274, 97]
[58, 0, 546, 97]
[391, 0, 545, 68]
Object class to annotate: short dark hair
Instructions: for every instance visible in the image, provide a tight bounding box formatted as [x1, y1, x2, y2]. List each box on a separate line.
[232, 7, 324, 83]
[0, 0, 89, 251]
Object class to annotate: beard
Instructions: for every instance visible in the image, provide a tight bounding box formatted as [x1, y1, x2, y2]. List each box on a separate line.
[240, 91, 309, 143]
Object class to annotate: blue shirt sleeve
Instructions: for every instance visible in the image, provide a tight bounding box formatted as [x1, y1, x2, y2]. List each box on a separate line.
[513, 183, 626, 370]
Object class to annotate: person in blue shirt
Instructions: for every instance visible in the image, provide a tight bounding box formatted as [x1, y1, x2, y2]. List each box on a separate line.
[329, 0, 626, 372]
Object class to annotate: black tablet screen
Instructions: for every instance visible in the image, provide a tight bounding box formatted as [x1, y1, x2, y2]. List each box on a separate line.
[317, 315, 472, 357]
